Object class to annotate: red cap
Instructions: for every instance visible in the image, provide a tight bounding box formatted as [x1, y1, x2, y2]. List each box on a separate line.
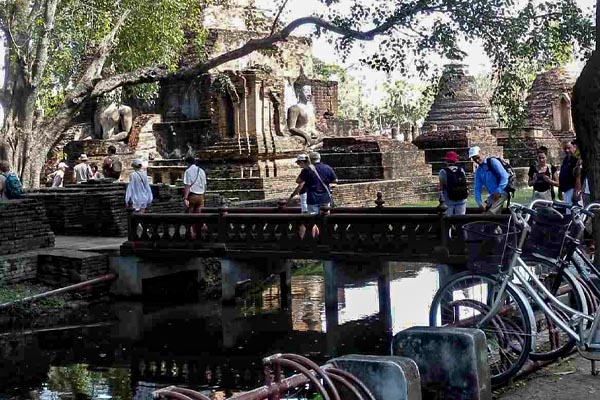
[444, 151, 459, 163]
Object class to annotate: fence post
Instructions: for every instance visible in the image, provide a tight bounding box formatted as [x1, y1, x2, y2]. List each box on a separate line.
[218, 205, 228, 241]
[375, 191, 385, 209]
[438, 193, 448, 248]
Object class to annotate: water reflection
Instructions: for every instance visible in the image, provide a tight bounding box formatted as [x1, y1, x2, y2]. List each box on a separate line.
[0, 262, 442, 399]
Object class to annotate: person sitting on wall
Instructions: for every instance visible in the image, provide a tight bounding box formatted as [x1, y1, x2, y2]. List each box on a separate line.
[125, 158, 153, 213]
[73, 154, 93, 183]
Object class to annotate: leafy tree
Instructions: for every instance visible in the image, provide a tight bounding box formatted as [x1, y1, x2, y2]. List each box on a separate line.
[379, 80, 435, 128]
[0, 0, 595, 187]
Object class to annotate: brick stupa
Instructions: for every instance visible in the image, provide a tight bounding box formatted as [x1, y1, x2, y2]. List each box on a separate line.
[422, 64, 497, 131]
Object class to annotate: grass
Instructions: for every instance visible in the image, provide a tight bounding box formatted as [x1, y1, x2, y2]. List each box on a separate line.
[405, 189, 534, 208]
[292, 260, 324, 276]
[0, 282, 68, 316]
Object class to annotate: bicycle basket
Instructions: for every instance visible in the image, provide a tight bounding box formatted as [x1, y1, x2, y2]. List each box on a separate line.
[463, 221, 519, 273]
[523, 209, 572, 259]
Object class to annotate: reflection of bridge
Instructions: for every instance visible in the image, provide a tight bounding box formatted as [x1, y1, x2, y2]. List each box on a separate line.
[114, 202, 505, 302]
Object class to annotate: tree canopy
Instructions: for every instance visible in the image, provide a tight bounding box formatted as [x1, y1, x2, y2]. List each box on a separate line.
[0, 0, 596, 187]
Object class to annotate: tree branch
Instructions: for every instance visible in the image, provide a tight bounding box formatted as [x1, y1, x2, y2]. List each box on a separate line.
[31, 0, 59, 89]
[270, 0, 290, 36]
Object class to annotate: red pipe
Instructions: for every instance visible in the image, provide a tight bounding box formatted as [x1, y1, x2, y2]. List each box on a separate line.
[0, 273, 117, 311]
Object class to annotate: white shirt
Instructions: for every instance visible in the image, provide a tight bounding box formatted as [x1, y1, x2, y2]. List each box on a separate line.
[50, 170, 65, 187]
[74, 162, 92, 183]
[183, 165, 206, 194]
[125, 170, 153, 208]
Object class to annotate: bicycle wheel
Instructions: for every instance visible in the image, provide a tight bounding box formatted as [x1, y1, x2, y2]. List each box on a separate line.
[519, 256, 587, 361]
[429, 272, 533, 385]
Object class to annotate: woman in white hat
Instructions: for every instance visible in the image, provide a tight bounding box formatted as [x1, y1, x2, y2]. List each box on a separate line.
[125, 158, 153, 213]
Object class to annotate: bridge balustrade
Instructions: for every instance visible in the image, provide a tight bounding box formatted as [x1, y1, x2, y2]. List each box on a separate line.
[123, 202, 508, 262]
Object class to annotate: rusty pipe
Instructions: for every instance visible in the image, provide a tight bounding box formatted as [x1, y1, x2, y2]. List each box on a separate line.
[0, 273, 117, 311]
[228, 373, 310, 399]
[153, 388, 194, 400]
[169, 388, 211, 400]
[263, 355, 330, 400]
[279, 353, 340, 400]
[324, 367, 376, 400]
[324, 371, 364, 399]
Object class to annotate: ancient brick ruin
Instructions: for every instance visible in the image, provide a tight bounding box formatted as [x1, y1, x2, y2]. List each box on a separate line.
[422, 64, 497, 131]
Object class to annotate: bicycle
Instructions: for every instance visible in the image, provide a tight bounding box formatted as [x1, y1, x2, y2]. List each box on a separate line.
[429, 202, 600, 384]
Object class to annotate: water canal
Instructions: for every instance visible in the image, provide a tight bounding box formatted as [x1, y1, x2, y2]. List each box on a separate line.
[0, 262, 445, 399]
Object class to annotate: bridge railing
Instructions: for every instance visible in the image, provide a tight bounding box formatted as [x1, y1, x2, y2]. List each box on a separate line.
[124, 195, 509, 261]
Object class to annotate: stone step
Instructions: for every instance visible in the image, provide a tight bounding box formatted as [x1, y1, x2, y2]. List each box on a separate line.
[37, 249, 109, 286]
[206, 189, 266, 202]
[207, 178, 265, 190]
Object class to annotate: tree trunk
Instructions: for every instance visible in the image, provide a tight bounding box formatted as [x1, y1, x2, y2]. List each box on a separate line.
[571, 49, 600, 263]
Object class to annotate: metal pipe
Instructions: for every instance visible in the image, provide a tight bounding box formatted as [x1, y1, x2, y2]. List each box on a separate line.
[170, 388, 211, 400]
[324, 371, 363, 399]
[280, 354, 340, 400]
[264, 357, 331, 400]
[324, 367, 376, 400]
[0, 273, 117, 311]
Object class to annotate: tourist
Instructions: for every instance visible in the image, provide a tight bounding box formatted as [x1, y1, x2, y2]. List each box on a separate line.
[73, 154, 93, 183]
[91, 164, 103, 179]
[469, 146, 509, 214]
[558, 140, 581, 209]
[183, 156, 207, 214]
[288, 154, 310, 212]
[528, 148, 558, 201]
[125, 158, 153, 213]
[48, 162, 67, 188]
[0, 160, 24, 199]
[439, 151, 468, 215]
[297, 152, 338, 214]
[102, 145, 122, 180]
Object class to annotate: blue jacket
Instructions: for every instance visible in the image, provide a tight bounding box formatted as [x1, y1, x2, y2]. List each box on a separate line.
[474, 157, 509, 205]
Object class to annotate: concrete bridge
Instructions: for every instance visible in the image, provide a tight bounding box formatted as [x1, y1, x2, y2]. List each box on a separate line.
[115, 198, 507, 302]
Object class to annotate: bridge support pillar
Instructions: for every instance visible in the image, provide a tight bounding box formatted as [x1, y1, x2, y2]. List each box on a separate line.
[221, 258, 292, 305]
[109, 255, 204, 297]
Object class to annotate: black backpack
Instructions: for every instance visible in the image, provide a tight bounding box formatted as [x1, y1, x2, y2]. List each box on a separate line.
[486, 157, 516, 194]
[444, 166, 468, 201]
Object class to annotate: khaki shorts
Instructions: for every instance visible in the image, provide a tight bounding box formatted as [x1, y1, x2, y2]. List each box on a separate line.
[188, 193, 205, 208]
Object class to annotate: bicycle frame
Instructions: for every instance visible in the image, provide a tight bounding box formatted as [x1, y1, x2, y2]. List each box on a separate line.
[477, 205, 598, 347]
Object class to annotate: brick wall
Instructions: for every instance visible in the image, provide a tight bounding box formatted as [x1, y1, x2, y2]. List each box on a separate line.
[27, 183, 186, 237]
[37, 249, 108, 285]
[0, 199, 55, 256]
[0, 252, 38, 284]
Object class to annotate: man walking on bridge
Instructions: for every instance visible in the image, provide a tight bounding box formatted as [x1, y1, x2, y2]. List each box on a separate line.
[469, 146, 509, 215]
[297, 152, 338, 214]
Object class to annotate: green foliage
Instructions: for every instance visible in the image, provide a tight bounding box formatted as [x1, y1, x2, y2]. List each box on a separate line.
[316, 0, 593, 129]
[379, 80, 435, 127]
[1, 0, 214, 114]
[0, 282, 67, 316]
[292, 260, 324, 276]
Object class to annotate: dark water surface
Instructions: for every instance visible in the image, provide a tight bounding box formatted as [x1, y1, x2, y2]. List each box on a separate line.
[0, 263, 442, 399]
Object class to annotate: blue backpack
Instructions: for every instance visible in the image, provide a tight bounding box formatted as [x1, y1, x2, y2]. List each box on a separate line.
[3, 172, 23, 199]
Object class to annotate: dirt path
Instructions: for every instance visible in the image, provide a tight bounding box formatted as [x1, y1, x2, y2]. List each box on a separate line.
[495, 355, 600, 399]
